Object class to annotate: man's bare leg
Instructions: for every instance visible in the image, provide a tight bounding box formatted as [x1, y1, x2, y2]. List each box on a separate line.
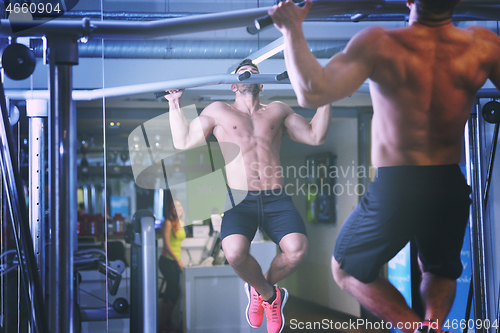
[222, 233, 307, 300]
[420, 269, 456, 331]
[332, 257, 422, 333]
[222, 234, 275, 299]
[265, 233, 308, 286]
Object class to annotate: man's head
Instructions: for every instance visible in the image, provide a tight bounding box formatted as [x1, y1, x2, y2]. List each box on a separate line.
[232, 59, 262, 96]
[234, 58, 259, 74]
[410, 0, 461, 20]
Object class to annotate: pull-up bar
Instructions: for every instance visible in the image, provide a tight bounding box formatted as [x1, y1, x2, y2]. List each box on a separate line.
[5, 73, 291, 101]
[0, 0, 499, 39]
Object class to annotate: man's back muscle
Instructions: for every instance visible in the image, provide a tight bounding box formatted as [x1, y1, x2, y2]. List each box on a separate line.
[368, 24, 500, 166]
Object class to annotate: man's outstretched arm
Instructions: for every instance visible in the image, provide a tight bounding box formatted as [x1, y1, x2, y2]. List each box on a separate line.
[166, 89, 216, 149]
[269, 0, 379, 108]
[473, 27, 500, 91]
[284, 103, 331, 146]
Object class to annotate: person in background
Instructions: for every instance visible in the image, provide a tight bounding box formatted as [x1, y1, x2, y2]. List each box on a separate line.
[158, 195, 186, 333]
[78, 202, 87, 218]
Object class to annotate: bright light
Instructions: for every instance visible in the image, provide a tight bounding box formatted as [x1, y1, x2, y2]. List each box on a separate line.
[253, 43, 285, 65]
[230, 37, 284, 73]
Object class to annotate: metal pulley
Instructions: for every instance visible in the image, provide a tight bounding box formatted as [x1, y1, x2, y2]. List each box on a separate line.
[481, 100, 500, 124]
[2, 43, 36, 81]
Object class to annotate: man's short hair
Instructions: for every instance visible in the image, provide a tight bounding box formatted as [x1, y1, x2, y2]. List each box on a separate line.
[416, 0, 460, 14]
[234, 59, 259, 73]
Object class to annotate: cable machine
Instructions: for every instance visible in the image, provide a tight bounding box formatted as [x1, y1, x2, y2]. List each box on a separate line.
[0, 1, 499, 333]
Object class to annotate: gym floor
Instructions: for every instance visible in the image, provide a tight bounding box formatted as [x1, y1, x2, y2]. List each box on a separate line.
[283, 296, 386, 333]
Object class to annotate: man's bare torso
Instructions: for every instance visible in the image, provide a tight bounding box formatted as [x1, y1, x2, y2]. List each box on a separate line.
[201, 101, 293, 191]
[368, 23, 500, 167]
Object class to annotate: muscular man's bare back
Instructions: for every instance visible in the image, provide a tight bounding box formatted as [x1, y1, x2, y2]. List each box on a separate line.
[271, 0, 500, 168]
[202, 101, 293, 191]
[368, 23, 500, 166]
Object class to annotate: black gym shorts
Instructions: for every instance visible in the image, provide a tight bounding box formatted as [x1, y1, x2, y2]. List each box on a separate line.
[334, 164, 471, 284]
[220, 188, 307, 244]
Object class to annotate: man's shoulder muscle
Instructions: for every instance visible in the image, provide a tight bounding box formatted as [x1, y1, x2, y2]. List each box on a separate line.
[343, 25, 390, 64]
[465, 26, 500, 52]
[267, 100, 293, 111]
[266, 101, 294, 119]
[465, 26, 500, 90]
[466, 25, 500, 39]
[204, 101, 230, 111]
[352, 25, 389, 47]
[200, 101, 230, 117]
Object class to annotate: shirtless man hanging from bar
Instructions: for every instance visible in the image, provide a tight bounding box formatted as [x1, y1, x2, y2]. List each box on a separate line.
[166, 59, 331, 333]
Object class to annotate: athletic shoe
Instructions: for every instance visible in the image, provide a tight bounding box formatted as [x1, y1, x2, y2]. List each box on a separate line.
[244, 282, 264, 328]
[262, 286, 288, 333]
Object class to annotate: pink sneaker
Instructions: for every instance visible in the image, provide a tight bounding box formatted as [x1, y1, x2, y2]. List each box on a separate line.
[262, 286, 288, 333]
[244, 282, 264, 328]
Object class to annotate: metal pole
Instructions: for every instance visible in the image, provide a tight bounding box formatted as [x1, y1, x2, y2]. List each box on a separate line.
[27, 99, 48, 333]
[129, 210, 157, 333]
[82, 185, 89, 214]
[466, 103, 489, 333]
[90, 184, 96, 215]
[477, 88, 500, 98]
[141, 214, 157, 333]
[0, 1, 351, 39]
[484, 123, 499, 206]
[4, 73, 292, 101]
[0, 70, 48, 333]
[48, 37, 78, 333]
[0, 1, 498, 39]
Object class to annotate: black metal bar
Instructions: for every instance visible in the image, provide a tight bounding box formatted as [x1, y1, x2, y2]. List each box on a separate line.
[484, 123, 499, 207]
[498, 287, 500, 333]
[462, 116, 496, 333]
[255, 0, 500, 30]
[0, 71, 48, 333]
[276, 71, 289, 81]
[48, 37, 78, 333]
[463, 278, 474, 333]
[57, 6, 500, 22]
[0, 1, 498, 39]
[476, 89, 500, 99]
[59, 10, 498, 24]
[62, 11, 195, 20]
[0, 6, 270, 39]
[467, 105, 489, 333]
